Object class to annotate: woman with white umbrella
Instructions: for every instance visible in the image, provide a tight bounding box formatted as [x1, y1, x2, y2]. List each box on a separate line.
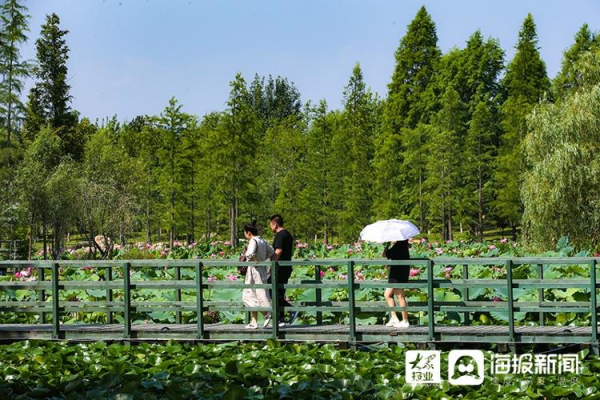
[383, 240, 410, 328]
[360, 219, 418, 328]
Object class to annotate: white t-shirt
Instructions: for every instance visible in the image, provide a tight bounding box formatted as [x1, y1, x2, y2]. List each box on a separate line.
[244, 236, 274, 262]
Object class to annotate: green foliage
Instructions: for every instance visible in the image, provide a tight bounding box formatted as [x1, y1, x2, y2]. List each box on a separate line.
[494, 14, 551, 236]
[553, 23, 599, 101]
[0, 341, 594, 398]
[28, 13, 80, 159]
[0, 0, 31, 143]
[522, 55, 600, 248]
[373, 6, 441, 220]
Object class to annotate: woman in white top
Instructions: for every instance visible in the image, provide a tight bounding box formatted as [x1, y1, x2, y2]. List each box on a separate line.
[242, 222, 274, 329]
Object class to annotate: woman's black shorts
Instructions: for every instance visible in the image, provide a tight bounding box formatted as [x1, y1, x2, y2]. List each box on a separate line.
[388, 265, 409, 283]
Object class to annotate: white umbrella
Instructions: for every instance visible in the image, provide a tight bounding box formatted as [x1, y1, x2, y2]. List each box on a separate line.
[359, 219, 420, 243]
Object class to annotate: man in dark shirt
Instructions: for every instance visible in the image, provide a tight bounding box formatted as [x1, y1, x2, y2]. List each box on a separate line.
[268, 214, 298, 326]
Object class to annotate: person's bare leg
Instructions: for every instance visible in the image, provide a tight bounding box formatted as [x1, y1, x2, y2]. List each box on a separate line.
[250, 311, 258, 325]
[395, 289, 409, 321]
[384, 288, 398, 321]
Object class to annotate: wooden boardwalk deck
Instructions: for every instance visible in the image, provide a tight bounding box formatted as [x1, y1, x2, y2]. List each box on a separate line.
[0, 323, 594, 344]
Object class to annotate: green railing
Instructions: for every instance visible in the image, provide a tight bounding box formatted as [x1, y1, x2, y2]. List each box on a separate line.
[0, 258, 598, 350]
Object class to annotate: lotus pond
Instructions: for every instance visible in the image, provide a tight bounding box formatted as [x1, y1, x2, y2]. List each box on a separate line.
[0, 340, 596, 399]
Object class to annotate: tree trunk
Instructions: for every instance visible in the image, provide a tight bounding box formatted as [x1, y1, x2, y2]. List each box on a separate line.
[419, 171, 424, 232]
[170, 186, 175, 249]
[28, 215, 34, 260]
[146, 200, 151, 244]
[42, 222, 47, 261]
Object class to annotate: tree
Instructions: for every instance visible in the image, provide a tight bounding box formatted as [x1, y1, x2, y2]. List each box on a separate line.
[27, 13, 79, 157]
[15, 127, 61, 259]
[179, 117, 202, 244]
[425, 87, 466, 240]
[553, 24, 599, 101]
[216, 73, 258, 245]
[464, 101, 496, 240]
[298, 101, 338, 242]
[330, 63, 378, 241]
[494, 14, 550, 239]
[373, 6, 441, 219]
[156, 97, 192, 250]
[81, 127, 140, 258]
[0, 0, 31, 143]
[522, 50, 600, 248]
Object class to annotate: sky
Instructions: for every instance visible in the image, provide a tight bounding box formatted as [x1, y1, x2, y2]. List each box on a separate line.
[20, 0, 600, 122]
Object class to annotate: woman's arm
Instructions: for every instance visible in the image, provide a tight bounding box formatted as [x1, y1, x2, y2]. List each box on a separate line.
[265, 242, 274, 260]
[245, 238, 257, 260]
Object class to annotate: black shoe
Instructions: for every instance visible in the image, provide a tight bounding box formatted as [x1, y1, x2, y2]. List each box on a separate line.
[289, 311, 300, 325]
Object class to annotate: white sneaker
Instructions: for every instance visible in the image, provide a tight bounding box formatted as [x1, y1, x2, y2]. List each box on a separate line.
[385, 318, 400, 327]
[278, 321, 287, 327]
[263, 314, 272, 328]
[394, 320, 410, 328]
[245, 322, 258, 329]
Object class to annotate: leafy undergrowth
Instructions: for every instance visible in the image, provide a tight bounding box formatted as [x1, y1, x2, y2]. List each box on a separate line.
[0, 340, 598, 399]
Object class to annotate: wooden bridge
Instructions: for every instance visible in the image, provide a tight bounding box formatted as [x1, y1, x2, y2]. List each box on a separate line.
[0, 257, 598, 353]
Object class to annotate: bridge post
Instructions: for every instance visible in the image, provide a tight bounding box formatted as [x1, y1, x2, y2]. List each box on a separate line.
[51, 263, 60, 339]
[271, 262, 279, 339]
[537, 264, 544, 326]
[506, 259, 516, 352]
[106, 266, 113, 324]
[591, 259, 598, 355]
[175, 265, 182, 324]
[427, 259, 436, 348]
[39, 266, 46, 323]
[462, 264, 470, 326]
[195, 261, 204, 339]
[123, 262, 131, 339]
[315, 265, 322, 325]
[347, 261, 356, 344]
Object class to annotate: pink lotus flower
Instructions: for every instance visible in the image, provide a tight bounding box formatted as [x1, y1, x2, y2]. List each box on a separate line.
[326, 245, 334, 250]
[339, 274, 348, 280]
[329, 267, 335, 273]
[408, 238, 414, 244]
[409, 268, 421, 277]
[207, 276, 216, 282]
[160, 251, 167, 257]
[595, 252, 600, 257]
[218, 251, 225, 256]
[492, 296, 501, 302]
[227, 274, 238, 281]
[14, 272, 21, 278]
[435, 248, 444, 256]
[320, 270, 325, 278]
[489, 245, 497, 250]
[347, 249, 354, 254]
[224, 241, 231, 246]
[444, 266, 453, 279]
[211, 253, 217, 259]
[500, 238, 508, 244]
[420, 238, 427, 244]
